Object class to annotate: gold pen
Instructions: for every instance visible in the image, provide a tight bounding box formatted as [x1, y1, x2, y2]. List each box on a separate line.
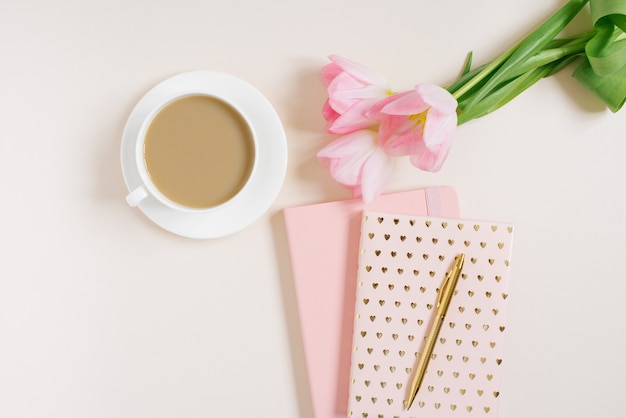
[405, 253, 465, 410]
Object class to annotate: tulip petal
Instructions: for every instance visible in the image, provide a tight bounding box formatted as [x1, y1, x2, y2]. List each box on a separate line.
[322, 99, 339, 124]
[416, 84, 458, 114]
[317, 129, 392, 203]
[317, 129, 376, 160]
[366, 91, 413, 119]
[326, 99, 379, 134]
[379, 89, 430, 115]
[359, 147, 393, 204]
[329, 55, 388, 87]
[322, 62, 342, 86]
[422, 108, 457, 148]
[327, 72, 368, 113]
[317, 130, 379, 186]
[409, 134, 453, 172]
[328, 73, 389, 113]
[378, 115, 419, 156]
[322, 55, 391, 136]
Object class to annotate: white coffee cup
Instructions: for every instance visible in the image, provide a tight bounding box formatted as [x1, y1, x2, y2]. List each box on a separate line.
[120, 71, 287, 239]
[125, 92, 258, 212]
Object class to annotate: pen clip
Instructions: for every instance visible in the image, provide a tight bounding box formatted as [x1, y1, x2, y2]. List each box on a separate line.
[436, 254, 465, 308]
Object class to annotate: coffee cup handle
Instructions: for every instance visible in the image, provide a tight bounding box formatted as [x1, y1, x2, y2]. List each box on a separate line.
[126, 185, 149, 207]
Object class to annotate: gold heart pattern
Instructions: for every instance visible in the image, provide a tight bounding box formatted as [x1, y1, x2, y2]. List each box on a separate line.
[348, 212, 513, 417]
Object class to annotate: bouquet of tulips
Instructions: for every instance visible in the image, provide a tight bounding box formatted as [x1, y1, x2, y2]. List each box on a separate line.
[318, 0, 626, 203]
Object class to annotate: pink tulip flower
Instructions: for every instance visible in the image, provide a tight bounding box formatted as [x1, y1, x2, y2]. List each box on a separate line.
[368, 84, 458, 172]
[317, 129, 393, 204]
[322, 55, 391, 134]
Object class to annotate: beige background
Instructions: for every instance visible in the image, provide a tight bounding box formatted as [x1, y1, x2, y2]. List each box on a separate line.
[1, 1, 624, 417]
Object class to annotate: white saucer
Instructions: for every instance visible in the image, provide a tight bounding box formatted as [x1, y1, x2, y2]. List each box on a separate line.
[120, 71, 287, 239]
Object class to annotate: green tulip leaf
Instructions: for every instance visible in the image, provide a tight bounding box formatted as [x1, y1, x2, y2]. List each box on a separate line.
[572, 0, 626, 111]
[573, 57, 626, 111]
[460, 0, 588, 108]
[585, 20, 626, 76]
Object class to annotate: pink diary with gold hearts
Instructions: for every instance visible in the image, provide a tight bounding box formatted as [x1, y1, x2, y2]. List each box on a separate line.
[348, 212, 514, 418]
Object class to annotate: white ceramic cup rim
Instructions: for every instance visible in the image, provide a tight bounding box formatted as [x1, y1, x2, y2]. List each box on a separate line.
[126, 92, 258, 213]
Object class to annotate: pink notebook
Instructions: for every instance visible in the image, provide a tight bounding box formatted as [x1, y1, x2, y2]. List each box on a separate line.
[283, 187, 459, 418]
[348, 211, 514, 417]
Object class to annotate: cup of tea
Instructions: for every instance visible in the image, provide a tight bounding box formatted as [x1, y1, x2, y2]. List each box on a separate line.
[126, 93, 257, 211]
[121, 71, 287, 238]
